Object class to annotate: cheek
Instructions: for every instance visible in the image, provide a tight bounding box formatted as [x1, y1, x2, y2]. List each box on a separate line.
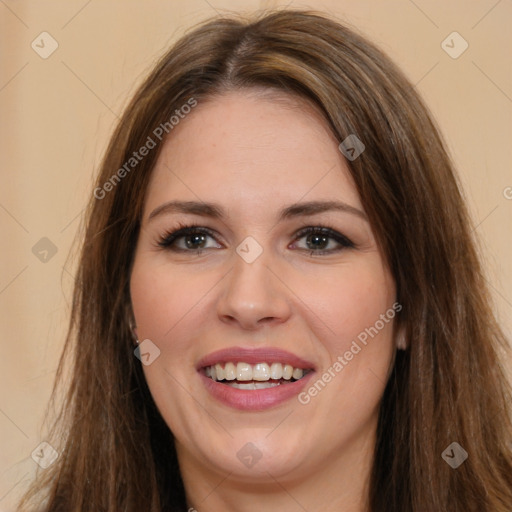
[292, 259, 395, 356]
[130, 257, 215, 349]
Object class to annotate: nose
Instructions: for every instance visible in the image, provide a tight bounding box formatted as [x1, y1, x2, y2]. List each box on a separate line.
[216, 249, 292, 330]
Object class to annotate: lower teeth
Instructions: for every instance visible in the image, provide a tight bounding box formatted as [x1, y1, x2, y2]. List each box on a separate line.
[220, 379, 297, 390]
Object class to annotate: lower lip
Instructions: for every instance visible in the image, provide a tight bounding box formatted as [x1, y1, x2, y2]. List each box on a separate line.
[199, 372, 315, 410]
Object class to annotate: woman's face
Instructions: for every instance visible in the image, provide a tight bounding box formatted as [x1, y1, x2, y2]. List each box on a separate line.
[130, 91, 397, 486]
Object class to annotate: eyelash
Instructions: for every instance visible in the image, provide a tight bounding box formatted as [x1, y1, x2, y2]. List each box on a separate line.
[156, 222, 355, 256]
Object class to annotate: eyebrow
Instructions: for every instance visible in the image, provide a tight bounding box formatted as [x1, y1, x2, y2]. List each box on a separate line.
[148, 199, 368, 223]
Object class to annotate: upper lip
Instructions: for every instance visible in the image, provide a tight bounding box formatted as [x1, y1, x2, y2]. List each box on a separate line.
[197, 346, 316, 370]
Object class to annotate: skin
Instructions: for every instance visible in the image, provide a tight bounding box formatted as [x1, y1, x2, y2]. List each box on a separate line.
[130, 90, 398, 512]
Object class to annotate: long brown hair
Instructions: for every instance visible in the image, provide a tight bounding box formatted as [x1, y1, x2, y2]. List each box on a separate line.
[18, 9, 512, 511]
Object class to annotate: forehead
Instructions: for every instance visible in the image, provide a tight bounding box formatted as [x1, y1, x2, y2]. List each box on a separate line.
[142, 90, 363, 221]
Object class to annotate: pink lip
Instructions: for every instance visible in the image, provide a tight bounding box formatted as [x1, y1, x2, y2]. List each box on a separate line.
[196, 346, 315, 370]
[197, 346, 316, 411]
[199, 372, 315, 410]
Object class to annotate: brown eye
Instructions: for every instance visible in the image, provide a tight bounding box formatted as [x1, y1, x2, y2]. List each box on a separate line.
[292, 226, 354, 255]
[158, 226, 221, 252]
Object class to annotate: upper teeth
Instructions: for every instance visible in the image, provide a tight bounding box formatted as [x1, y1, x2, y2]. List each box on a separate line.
[205, 362, 307, 382]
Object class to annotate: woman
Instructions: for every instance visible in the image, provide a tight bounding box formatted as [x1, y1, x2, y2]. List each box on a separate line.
[18, 9, 512, 512]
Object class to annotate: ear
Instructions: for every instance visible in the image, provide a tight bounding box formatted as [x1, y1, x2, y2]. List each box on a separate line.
[396, 326, 408, 350]
[127, 314, 139, 346]
[128, 321, 139, 346]
[126, 303, 139, 345]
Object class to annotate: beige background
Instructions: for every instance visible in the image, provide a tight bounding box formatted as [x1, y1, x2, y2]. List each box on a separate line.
[1, 0, 511, 509]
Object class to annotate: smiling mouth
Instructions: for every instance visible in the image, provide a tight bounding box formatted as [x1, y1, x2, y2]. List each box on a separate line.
[203, 361, 313, 389]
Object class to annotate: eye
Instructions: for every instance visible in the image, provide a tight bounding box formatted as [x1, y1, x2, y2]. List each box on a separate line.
[157, 223, 221, 253]
[291, 226, 355, 255]
[156, 223, 355, 256]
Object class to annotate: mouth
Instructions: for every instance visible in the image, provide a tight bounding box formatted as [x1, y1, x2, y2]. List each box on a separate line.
[202, 362, 313, 389]
[197, 347, 316, 410]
